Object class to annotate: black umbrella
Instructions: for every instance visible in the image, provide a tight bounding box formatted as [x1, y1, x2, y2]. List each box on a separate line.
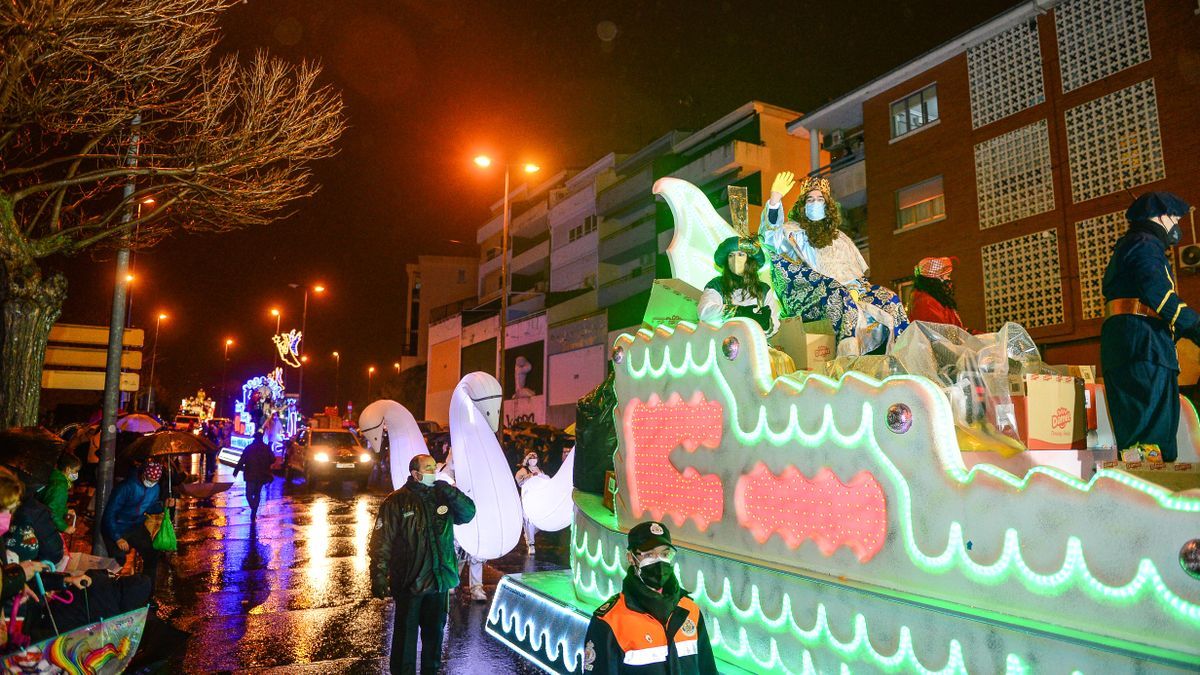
[121, 430, 217, 462]
[0, 427, 65, 486]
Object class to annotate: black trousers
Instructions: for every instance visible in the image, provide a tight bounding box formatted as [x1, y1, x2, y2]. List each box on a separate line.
[1105, 360, 1180, 461]
[104, 522, 160, 589]
[390, 591, 448, 675]
[246, 480, 267, 515]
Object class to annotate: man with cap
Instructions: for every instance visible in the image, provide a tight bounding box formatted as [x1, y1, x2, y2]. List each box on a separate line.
[582, 521, 717, 674]
[909, 256, 967, 329]
[1102, 191, 1199, 462]
[101, 462, 175, 588]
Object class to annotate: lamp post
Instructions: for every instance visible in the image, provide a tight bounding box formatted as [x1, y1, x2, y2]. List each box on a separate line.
[288, 283, 325, 417]
[270, 308, 281, 369]
[367, 366, 375, 402]
[393, 361, 401, 375]
[221, 338, 234, 417]
[147, 312, 166, 414]
[474, 155, 539, 436]
[332, 351, 341, 414]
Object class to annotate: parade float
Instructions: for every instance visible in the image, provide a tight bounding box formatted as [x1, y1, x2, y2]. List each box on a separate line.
[486, 178, 1200, 674]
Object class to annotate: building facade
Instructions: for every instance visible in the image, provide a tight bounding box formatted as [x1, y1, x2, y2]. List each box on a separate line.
[791, 0, 1200, 369]
[403, 255, 478, 365]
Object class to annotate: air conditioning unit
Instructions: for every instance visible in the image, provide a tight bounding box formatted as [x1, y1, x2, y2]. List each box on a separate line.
[1181, 244, 1200, 270]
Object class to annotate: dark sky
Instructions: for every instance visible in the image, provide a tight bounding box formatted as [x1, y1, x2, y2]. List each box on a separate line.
[55, 0, 1018, 415]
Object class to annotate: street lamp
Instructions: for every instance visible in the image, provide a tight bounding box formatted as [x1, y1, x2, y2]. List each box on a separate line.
[147, 312, 167, 413]
[270, 308, 281, 368]
[332, 351, 341, 414]
[474, 154, 540, 434]
[288, 282, 326, 416]
[221, 338, 234, 417]
[393, 361, 401, 375]
[367, 366, 375, 401]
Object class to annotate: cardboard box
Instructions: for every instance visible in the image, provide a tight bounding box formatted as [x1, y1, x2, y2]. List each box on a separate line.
[1098, 460, 1200, 491]
[602, 470, 616, 512]
[1008, 374, 1086, 450]
[769, 317, 836, 371]
[1083, 383, 1099, 431]
[643, 279, 700, 327]
[1065, 365, 1097, 384]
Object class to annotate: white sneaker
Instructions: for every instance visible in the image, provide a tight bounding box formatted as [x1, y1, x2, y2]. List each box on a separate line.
[470, 585, 487, 602]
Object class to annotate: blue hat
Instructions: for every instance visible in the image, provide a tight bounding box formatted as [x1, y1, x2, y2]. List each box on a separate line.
[1126, 192, 1190, 223]
[714, 236, 765, 271]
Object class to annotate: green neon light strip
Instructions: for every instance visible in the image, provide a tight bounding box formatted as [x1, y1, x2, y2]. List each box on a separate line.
[571, 529, 1021, 675]
[621, 332, 1200, 624]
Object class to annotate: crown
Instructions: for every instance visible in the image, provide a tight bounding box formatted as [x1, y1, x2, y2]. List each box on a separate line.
[798, 175, 831, 196]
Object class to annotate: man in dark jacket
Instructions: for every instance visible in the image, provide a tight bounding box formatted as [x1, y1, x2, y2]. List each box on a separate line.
[1101, 192, 1198, 462]
[233, 430, 275, 520]
[583, 521, 717, 675]
[369, 454, 475, 675]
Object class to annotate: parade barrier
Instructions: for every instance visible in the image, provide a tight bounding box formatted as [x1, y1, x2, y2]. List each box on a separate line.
[488, 317, 1200, 673]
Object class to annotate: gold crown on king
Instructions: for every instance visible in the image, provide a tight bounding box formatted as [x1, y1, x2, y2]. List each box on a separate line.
[798, 175, 831, 196]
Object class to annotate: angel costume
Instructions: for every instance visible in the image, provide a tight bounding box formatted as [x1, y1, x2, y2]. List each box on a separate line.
[760, 176, 908, 352]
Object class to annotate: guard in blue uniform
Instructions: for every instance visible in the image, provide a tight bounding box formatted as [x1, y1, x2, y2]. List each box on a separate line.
[1101, 192, 1196, 461]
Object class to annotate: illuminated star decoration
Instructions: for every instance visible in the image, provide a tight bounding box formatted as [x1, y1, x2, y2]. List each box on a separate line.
[272, 330, 303, 368]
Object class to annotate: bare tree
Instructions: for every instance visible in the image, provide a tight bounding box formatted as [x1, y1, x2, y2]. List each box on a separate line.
[0, 0, 344, 426]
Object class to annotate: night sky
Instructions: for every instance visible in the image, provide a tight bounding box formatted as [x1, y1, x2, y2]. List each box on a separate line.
[52, 0, 1018, 415]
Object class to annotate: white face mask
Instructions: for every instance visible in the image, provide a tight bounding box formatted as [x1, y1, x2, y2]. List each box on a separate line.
[67, 473, 79, 482]
[527, 458, 538, 467]
[804, 201, 826, 221]
[143, 480, 158, 489]
[419, 472, 436, 486]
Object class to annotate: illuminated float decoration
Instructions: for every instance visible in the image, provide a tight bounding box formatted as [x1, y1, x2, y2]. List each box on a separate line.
[358, 399, 428, 489]
[485, 178, 1200, 674]
[520, 448, 576, 533]
[451, 372, 524, 560]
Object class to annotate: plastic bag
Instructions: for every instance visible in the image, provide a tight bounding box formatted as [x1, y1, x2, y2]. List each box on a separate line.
[152, 513, 177, 552]
[573, 363, 618, 496]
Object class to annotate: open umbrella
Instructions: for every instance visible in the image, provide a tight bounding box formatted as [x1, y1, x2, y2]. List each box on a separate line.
[121, 430, 217, 462]
[178, 482, 233, 499]
[0, 427, 64, 486]
[116, 413, 163, 433]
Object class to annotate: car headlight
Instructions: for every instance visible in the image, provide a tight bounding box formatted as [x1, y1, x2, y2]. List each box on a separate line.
[359, 452, 372, 463]
[314, 451, 330, 463]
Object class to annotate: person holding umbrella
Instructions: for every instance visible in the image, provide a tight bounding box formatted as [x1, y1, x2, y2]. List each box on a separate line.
[101, 463, 175, 589]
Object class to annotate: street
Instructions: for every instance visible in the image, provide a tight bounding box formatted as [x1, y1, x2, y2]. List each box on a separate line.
[150, 465, 560, 673]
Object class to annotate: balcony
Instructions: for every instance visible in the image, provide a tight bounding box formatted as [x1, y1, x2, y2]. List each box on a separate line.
[668, 140, 769, 188]
[597, 164, 654, 217]
[813, 151, 866, 209]
[598, 265, 654, 307]
[599, 215, 656, 266]
[511, 238, 549, 277]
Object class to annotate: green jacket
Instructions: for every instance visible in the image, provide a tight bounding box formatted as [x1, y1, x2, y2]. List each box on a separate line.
[39, 469, 72, 532]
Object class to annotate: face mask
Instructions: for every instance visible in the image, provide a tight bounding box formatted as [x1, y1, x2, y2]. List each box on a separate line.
[637, 560, 673, 589]
[728, 253, 747, 276]
[143, 480, 158, 489]
[804, 201, 826, 221]
[67, 473, 79, 482]
[527, 458, 538, 467]
[419, 472, 436, 486]
[1166, 224, 1181, 246]
[0, 512, 10, 537]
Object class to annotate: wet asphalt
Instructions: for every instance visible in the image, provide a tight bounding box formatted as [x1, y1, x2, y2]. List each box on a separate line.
[149, 464, 563, 673]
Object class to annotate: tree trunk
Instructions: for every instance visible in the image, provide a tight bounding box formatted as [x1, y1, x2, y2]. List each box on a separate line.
[0, 261, 66, 428]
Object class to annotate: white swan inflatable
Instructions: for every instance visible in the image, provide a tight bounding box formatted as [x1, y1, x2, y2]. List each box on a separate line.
[357, 399, 427, 489]
[520, 448, 575, 532]
[450, 372, 523, 560]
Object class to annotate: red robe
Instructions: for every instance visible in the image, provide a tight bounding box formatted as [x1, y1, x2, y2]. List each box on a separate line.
[909, 290, 965, 328]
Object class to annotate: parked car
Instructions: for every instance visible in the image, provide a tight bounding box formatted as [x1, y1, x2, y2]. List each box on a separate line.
[283, 427, 373, 490]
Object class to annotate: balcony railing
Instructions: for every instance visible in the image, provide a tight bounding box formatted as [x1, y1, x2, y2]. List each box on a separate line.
[668, 140, 768, 187]
[597, 165, 654, 216]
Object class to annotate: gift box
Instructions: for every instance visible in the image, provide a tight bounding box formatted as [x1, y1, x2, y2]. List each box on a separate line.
[769, 317, 836, 372]
[643, 279, 700, 327]
[1008, 374, 1086, 450]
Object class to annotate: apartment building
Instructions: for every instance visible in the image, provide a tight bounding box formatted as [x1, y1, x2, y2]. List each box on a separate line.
[790, 0, 1200, 368]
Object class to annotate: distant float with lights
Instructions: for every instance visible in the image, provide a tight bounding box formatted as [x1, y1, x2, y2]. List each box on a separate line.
[486, 179, 1200, 674]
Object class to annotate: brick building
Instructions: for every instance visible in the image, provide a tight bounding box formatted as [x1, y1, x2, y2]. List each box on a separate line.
[790, 0, 1200, 370]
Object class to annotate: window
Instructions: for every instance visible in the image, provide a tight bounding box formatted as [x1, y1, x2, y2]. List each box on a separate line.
[890, 84, 938, 138]
[584, 215, 597, 234]
[895, 176, 946, 231]
[457, 269, 466, 284]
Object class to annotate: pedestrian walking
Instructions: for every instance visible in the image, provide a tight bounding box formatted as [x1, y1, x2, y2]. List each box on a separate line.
[369, 454, 475, 675]
[582, 521, 717, 674]
[233, 430, 275, 521]
[101, 463, 175, 589]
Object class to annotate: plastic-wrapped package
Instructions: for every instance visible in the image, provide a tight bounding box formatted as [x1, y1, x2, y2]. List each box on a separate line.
[824, 355, 908, 381]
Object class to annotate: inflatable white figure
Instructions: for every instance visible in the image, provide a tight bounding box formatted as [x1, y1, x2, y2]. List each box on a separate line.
[520, 448, 575, 532]
[357, 399, 427, 489]
[450, 372, 522, 560]
[655, 176, 772, 291]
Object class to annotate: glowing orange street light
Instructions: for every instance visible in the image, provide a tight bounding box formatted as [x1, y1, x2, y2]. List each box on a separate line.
[367, 366, 376, 400]
[474, 155, 492, 168]
[301, 355, 309, 363]
[221, 338, 235, 416]
[147, 312, 168, 412]
[523, 163, 540, 174]
[393, 361, 401, 374]
[142, 196, 156, 207]
[124, 273, 135, 283]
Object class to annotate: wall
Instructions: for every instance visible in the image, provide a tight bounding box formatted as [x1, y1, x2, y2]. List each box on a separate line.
[424, 315, 462, 425]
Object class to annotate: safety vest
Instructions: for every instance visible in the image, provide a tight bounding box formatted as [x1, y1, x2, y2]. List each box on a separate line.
[596, 594, 703, 667]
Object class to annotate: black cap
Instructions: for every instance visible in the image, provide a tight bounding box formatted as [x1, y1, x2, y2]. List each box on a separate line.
[627, 521, 674, 552]
[1126, 191, 1190, 222]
